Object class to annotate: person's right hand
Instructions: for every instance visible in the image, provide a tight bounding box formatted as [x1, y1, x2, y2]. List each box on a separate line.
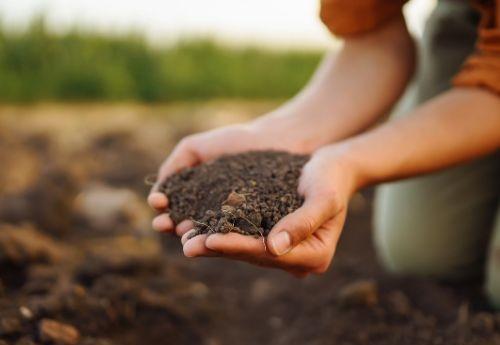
[147, 121, 308, 235]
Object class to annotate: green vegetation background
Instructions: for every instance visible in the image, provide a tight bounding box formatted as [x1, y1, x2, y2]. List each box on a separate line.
[0, 19, 322, 102]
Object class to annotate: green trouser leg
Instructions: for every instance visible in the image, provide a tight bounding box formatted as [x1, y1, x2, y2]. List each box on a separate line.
[373, 0, 500, 305]
[487, 210, 500, 307]
[375, 155, 500, 279]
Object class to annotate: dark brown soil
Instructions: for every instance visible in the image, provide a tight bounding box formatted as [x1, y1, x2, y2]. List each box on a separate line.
[162, 151, 308, 238]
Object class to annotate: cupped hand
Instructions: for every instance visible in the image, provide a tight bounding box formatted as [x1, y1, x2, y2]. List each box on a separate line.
[181, 145, 360, 276]
[147, 121, 308, 235]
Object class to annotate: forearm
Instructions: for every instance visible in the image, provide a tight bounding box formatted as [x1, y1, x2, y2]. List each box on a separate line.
[340, 88, 500, 191]
[253, 14, 415, 152]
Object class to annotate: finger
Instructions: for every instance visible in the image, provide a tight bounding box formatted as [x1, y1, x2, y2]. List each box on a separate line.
[152, 214, 175, 232]
[259, 225, 338, 273]
[181, 229, 197, 245]
[205, 233, 320, 273]
[183, 234, 219, 257]
[176, 220, 195, 236]
[205, 233, 267, 256]
[204, 232, 321, 264]
[150, 140, 200, 194]
[267, 194, 338, 256]
[203, 231, 321, 273]
[204, 233, 283, 269]
[147, 192, 168, 211]
[206, 214, 345, 273]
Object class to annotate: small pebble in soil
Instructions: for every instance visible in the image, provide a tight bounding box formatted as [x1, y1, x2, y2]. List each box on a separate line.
[386, 290, 412, 316]
[162, 151, 309, 239]
[39, 319, 80, 345]
[19, 306, 33, 320]
[338, 280, 379, 308]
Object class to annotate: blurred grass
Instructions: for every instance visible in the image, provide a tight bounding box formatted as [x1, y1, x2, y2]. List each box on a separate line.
[0, 18, 322, 103]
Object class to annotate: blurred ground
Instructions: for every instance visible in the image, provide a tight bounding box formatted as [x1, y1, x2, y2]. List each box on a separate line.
[0, 103, 499, 345]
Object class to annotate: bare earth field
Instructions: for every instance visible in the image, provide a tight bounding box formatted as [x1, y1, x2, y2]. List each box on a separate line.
[0, 103, 499, 345]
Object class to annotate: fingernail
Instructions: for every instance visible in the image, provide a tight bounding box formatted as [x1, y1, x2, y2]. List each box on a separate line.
[152, 217, 164, 231]
[269, 231, 292, 256]
[152, 214, 173, 232]
[181, 229, 196, 245]
[183, 239, 196, 257]
[148, 193, 167, 208]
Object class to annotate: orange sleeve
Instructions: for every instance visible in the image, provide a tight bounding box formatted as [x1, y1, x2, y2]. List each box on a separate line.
[319, 0, 408, 37]
[453, 0, 500, 95]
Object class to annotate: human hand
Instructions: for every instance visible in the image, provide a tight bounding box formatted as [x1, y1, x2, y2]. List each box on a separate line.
[181, 145, 359, 277]
[147, 120, 309, 235]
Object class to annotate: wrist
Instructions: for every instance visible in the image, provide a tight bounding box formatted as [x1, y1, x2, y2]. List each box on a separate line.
[309, 144, 362, 200]
[319, 141, 372, 196]
[249, 113, 320, 154]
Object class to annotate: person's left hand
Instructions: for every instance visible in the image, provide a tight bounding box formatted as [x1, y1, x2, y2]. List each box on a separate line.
[181, 145, 359, 277]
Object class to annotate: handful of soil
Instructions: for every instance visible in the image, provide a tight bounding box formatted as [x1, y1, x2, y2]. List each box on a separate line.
[161, 151, 309, 239]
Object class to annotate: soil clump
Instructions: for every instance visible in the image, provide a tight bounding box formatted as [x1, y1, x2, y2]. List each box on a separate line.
[162, 151, 308, 238]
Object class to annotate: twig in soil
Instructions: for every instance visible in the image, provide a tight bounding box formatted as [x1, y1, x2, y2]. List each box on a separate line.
[224, 210, 267, 253]
[257, 228, 267, 253]
[240, 217, 267, 253]
[191, 219, 215, 233]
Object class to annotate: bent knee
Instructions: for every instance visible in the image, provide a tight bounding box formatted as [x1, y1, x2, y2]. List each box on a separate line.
[375, 230, 473, 280]
[486, 246, 500, 309]
[374, 188, 481, 281]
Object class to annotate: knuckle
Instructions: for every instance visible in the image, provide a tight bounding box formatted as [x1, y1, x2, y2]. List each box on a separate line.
[333, 194, 347, 210]
[320, 189, 340, 204]
[319, 192, 346, 214]
[299, 213, 316, 234]
[290, 213, 316, 242]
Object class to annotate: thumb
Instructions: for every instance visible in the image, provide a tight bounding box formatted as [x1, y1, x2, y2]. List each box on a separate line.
[267, 194, 338, 256]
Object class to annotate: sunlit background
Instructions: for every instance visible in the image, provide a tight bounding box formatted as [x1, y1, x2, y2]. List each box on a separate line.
[0, 0, 436, 103]
[2, 0, 435, 48]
